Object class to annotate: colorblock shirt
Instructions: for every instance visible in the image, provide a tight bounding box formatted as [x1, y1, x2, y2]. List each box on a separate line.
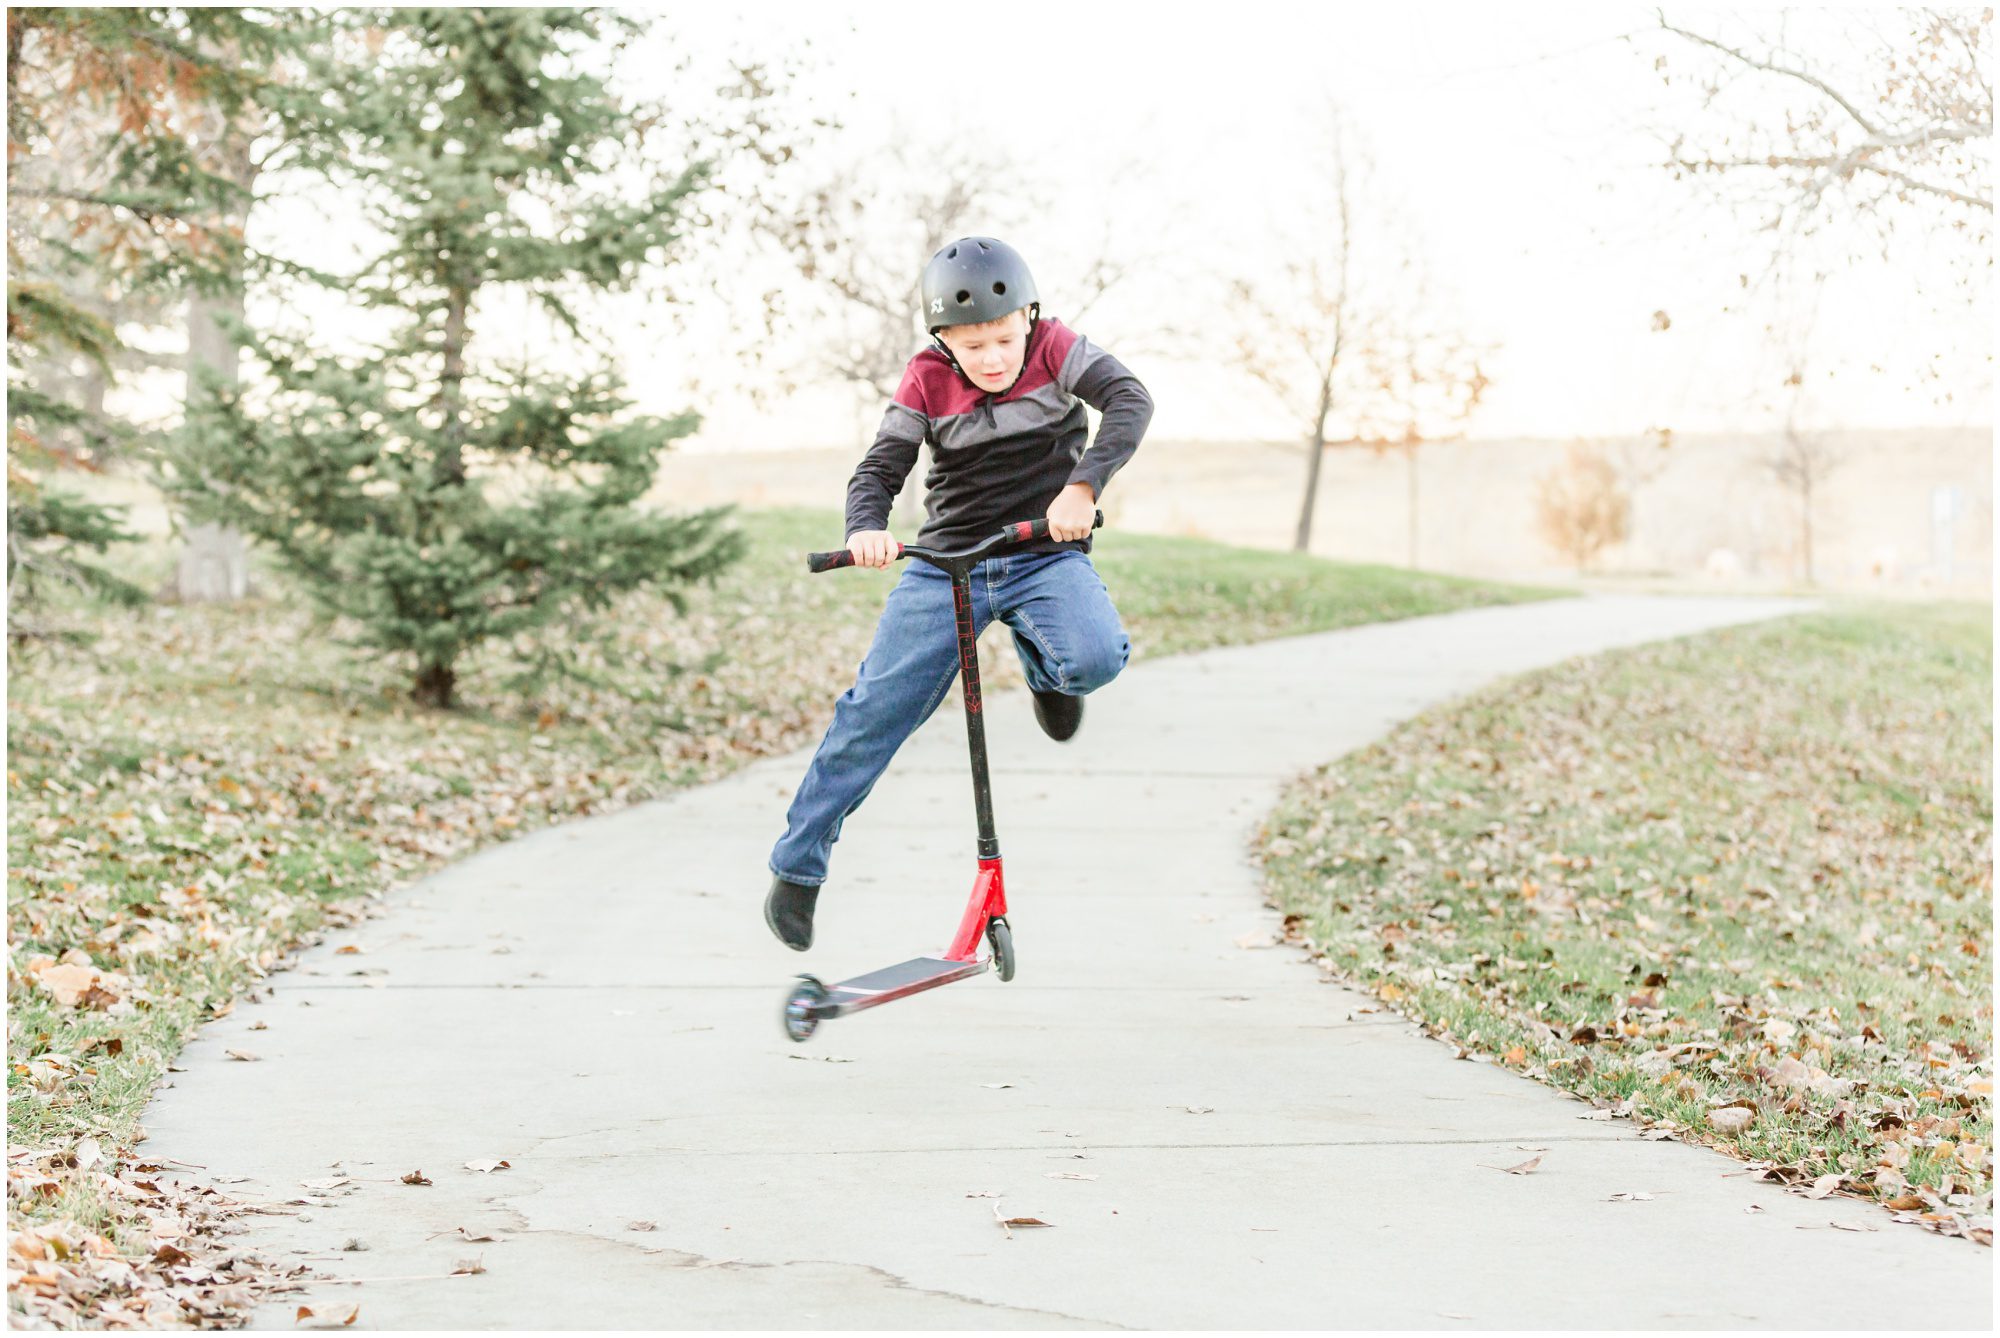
[844, 317, 1154, 558]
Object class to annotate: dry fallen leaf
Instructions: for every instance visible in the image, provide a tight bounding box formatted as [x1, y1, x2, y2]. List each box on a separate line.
[1768, 1056, 1814, 1091]
[979, 1083, 1014, 1090]
[965, 1190, 1002, 1199]
[1045, 1172, 1099, 1181]
[427, 1226, 497, 1243]
[450, 1256, 485, 1275]
[299, 1177, 350, 1192]
[224, 1049, 260, 1062]
[1490, 1155, 1543, 1175]
[1803, 1174, 1844, 1200]
[1708, 1107, 1756, 1135]
[463, 1158, 510, 1174]
[1183, 1105, 1215, 1115]
[1233, 930, 1278, 949]
[32, 962, 106, 1008]
[626, 1220, 657, 1232]
[1608, 1191, 1655, 1202]
[294, 1303, 360, 1328]
[400, 1170, 431, 1186]
[992, 1203, 1054, 1236]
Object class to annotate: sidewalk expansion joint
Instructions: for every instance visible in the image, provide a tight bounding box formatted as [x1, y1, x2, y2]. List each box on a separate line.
[527, 1133, 1628, 1159]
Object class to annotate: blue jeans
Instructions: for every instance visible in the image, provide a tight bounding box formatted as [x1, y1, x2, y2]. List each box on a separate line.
[768, 550, 1130, 887]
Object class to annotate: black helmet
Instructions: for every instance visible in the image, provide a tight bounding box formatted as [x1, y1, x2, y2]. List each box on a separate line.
[921, 236, 1040, 335]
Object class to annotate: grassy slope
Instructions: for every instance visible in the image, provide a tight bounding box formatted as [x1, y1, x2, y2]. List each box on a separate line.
[1257, 599, 1993, 1240]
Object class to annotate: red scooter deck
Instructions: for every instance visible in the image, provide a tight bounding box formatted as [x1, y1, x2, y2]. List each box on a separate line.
[825, 957, 986, 1014]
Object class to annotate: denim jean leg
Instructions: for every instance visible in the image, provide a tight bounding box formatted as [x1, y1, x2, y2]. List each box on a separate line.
[768, 561, 989, 886]
[995, 552, 1131, 696]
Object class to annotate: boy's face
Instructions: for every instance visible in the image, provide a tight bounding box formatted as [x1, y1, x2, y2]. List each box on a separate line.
[938, 308, 1031, 391]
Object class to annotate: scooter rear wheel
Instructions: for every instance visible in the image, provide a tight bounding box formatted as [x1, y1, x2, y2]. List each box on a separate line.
[784, 975, 829, 1043]
[986, 918, 1015, 983]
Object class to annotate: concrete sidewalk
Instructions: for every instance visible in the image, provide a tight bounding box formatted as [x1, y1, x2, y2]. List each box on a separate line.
[141, 593, 1992, 1329]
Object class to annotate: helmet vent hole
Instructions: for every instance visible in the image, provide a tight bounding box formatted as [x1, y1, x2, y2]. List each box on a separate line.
[955, 289, 971, 304]
[992, 282, 1006, 295]
[947, 246, 958, 259]
[977, 241, 990, 251]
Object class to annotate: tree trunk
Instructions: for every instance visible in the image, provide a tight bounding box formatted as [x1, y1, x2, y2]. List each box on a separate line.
[175, 108, 257, 604]
[187, 300, 240, 385]
[1405, 443, 1419, 569]
[437, 285, 470, 487]
[413, 659, 456, 709]
[1799, 471, 1815, 587]
[1294, 433, 1326, 553]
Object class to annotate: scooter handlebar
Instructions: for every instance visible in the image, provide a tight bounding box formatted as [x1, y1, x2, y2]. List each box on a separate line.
[805, 511, 1103, 573]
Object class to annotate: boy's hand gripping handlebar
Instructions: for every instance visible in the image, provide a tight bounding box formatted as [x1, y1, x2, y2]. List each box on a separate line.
[805, 511, 1104, 573]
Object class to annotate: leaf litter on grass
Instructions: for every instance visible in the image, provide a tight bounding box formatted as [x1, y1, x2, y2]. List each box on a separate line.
[1255, 604, 1993, 1244]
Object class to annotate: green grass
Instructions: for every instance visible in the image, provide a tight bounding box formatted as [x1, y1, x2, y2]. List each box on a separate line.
[8, 503, 1562, 1324]
[1089, 527, 1553, 656]
[1255, 598, 1993, 1239]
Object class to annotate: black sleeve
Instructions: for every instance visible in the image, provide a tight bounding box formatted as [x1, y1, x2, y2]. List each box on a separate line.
[1066, 351, 1153, 500]
[844, 402, 926, 539]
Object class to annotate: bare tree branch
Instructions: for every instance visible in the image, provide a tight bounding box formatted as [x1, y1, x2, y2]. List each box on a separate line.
[1657, 10, 1888, 138]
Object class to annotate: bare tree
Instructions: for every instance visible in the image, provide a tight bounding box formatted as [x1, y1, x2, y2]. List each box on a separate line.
[1648, 6, 1991, 283]
[1225, 103, 1491, 556]
[1357, 270, 1491, 569]
[1534, 441, 1631, 574]
[1764, 359, 1847, 588]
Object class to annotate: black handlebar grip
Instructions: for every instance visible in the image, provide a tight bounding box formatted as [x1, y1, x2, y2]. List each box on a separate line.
[806, 541, 907, 573]
[1004, 509, 1105, 544]
[805, 549, 856, 573]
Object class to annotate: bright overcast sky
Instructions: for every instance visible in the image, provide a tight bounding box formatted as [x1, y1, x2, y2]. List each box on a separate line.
[614, 0, 1992, 450]
[226, 2, 1991, 453]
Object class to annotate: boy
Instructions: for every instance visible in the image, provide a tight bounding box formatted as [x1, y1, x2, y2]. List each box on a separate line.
[764, 235, 1155, 951]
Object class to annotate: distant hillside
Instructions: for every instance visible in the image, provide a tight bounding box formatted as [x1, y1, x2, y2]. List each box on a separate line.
[644, 427, 1992, 596]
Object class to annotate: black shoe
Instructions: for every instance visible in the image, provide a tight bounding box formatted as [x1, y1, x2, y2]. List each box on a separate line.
[1030, 687, 1083, 742]
[764, 876, 819, 951]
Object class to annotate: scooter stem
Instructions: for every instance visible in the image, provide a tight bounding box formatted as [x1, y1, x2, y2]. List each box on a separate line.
[947, 565, 1001, 860]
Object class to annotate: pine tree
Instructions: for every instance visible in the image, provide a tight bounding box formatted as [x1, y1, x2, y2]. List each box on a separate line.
[6, 8, 282, 641]
[162, 9, 744, 707]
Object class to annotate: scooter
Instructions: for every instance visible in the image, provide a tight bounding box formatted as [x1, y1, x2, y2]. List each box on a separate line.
[779, 510, 1105, 1042]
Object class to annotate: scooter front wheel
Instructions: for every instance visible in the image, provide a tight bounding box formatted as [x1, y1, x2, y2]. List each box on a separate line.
[784, 974, 830, 1043]
[986, 917, 1015, 983]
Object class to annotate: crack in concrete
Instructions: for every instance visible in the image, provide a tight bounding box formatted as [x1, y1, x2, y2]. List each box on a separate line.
[273, 982, 1389, 995]
[516, 1132, 1631, 1159]
[256, 1162, 1132, 1329]
[640, 1247, 1134, 1329]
